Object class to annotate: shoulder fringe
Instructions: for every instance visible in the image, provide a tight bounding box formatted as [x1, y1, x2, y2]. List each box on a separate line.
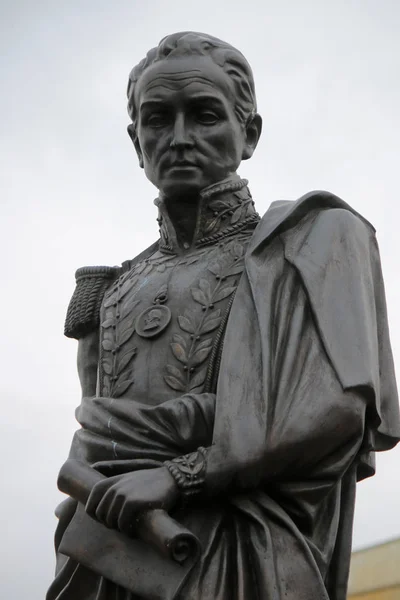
[64, 266, 121, 339]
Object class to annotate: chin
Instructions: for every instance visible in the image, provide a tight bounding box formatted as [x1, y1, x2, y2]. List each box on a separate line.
[161, 177, 205, 200]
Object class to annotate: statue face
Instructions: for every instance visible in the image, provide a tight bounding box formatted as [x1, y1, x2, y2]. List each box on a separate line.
[143, 309, 162, 330]
[133, 56, 258, 198]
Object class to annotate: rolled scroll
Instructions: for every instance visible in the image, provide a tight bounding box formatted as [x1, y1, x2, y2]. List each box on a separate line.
[58, 458, 200, 564]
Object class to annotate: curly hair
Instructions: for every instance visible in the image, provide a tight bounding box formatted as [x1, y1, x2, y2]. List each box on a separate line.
[127, 31, 257, 130]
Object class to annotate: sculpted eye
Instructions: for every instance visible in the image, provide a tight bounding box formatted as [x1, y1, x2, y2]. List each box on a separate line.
[196, 111, 220, 125]
[146, 113, 170, 128]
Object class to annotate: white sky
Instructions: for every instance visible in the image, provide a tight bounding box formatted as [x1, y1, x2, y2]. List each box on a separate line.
[1, 1, 400, 598]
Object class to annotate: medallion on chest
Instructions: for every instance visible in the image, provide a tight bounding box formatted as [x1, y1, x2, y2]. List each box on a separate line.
[136, 285, 172, 339]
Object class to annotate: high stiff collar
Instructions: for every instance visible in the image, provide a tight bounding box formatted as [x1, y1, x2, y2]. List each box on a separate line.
[154, 175, 259, 252]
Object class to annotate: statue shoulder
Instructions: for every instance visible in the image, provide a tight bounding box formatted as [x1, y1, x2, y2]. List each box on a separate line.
[300, 206, 376, 259]
[255, 191, 374, 252]
[64, 241, 160, 340]
[64, 265, 121, 340]
[310, 205, 374, 236]
[277, 203, 377, 275]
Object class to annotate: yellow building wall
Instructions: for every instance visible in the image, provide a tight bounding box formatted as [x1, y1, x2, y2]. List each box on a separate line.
[349, 586, 400, 600]
[348, 538, 400, 600]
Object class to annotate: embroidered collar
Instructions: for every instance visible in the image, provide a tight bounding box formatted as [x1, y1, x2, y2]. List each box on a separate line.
[154, 175, 259, 252]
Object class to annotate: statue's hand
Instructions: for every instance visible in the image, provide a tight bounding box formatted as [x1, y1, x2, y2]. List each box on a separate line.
[85, 467, 179, 534]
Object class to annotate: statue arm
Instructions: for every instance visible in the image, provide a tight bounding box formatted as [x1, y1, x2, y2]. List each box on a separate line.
[167, 208, 399, 498]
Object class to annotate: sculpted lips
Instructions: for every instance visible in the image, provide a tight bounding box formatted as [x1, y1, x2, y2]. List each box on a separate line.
[170, 161, 197, 167]
[164, 157, 199, 170]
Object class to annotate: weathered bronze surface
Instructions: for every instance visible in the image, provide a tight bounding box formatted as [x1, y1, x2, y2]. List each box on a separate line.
[47, 32, 400, 600]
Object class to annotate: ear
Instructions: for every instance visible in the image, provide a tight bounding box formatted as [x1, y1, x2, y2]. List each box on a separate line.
[127, 124, 144, 168]
[242, 113, 262, 160]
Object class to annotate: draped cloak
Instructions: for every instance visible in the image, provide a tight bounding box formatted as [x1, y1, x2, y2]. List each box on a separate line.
[47, 191, 400, 600]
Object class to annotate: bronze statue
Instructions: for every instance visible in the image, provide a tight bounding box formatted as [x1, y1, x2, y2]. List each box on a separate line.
[47, 32, 400, 600]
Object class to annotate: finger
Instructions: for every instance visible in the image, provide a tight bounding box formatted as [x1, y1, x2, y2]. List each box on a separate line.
[118, 501, 139, 535]
[101, 491, 125, 530]
[85, 479, 113, 519]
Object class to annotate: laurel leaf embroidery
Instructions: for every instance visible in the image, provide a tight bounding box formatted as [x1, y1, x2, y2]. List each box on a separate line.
[233, 242, 244, 258]
[117, 348, 137, 375]
[119, 279, 135, 300]
[191, 346, 212, 366]
[230, 205, 243, 224]
[191, 288, 208, 306]
[166, 364, 185, 382]
[198, 279, 212, 302]
[208, 199, 230, 211]
[185, 255, 201, 265]
[113, 379, 135, 398]
[103, 294, 118, 309]
[226, 264, 244, 277]
[120, 297, 140, 315]
[246, 202, 254, 217]
[172, 333, 187, 349]
[103, 374, 110, 395]
[170, 343, 188, 364]
[101, 318, 115, 329]
[178, 315, 195, 333]
[103, 360, 113, 375]
[208, 262, 221, 276]
[203, 217, 220, 234]
[164, 375, 186, 392]
[118, 324, 136, 346]
[213, 286, 236, 303]
[189, 367, 207, 390]
[202, 309, 222, 334]
[204, 308, 221, 323]
[196, 337, 213, 351]
[102, 339, 113, 351]
[183, 309, 199, 328]
[201, 318, 222, 333]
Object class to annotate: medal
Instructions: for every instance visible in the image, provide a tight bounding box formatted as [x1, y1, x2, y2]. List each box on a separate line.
[136, 284, 172, 339]
[136, 305, 172, 338]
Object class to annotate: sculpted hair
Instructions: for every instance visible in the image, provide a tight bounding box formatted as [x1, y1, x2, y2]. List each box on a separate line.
[127, 31, 257, 130]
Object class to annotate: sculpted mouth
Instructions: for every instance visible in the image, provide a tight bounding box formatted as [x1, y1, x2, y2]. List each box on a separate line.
[170, 161, 197, 167]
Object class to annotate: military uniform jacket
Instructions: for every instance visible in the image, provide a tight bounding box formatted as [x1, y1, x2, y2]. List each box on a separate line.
[48, 184, 400, 600]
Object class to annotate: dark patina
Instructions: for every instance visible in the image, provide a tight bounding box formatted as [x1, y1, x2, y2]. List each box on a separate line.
[47, 32, 400, 600]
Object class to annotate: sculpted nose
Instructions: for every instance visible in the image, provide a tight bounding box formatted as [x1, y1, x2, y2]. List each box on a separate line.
[170, 114, 194, 149]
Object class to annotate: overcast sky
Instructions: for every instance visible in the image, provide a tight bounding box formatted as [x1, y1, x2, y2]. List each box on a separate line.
[1, 1, 400, 598]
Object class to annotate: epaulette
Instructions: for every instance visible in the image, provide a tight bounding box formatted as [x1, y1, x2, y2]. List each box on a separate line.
[64, 266, 121, 339]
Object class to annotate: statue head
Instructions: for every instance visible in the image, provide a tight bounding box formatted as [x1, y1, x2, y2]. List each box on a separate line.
[127, 32, 262, 199]
[143, 308, 162, 331]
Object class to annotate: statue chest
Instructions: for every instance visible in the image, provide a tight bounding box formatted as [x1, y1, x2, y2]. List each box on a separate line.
[99, 234, 251, 405]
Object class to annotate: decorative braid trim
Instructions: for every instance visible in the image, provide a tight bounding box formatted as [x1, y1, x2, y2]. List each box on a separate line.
[200, 178, 248, 199]
[204, 289, 238, 393]
[64, 266, 120, 339]
[195, 213, 260, 248]
[165, 447, 209, 499]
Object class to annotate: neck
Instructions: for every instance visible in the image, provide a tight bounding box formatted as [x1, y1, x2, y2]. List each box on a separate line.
[154, 175, 259, 252]
[163, 194, 199, 248]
